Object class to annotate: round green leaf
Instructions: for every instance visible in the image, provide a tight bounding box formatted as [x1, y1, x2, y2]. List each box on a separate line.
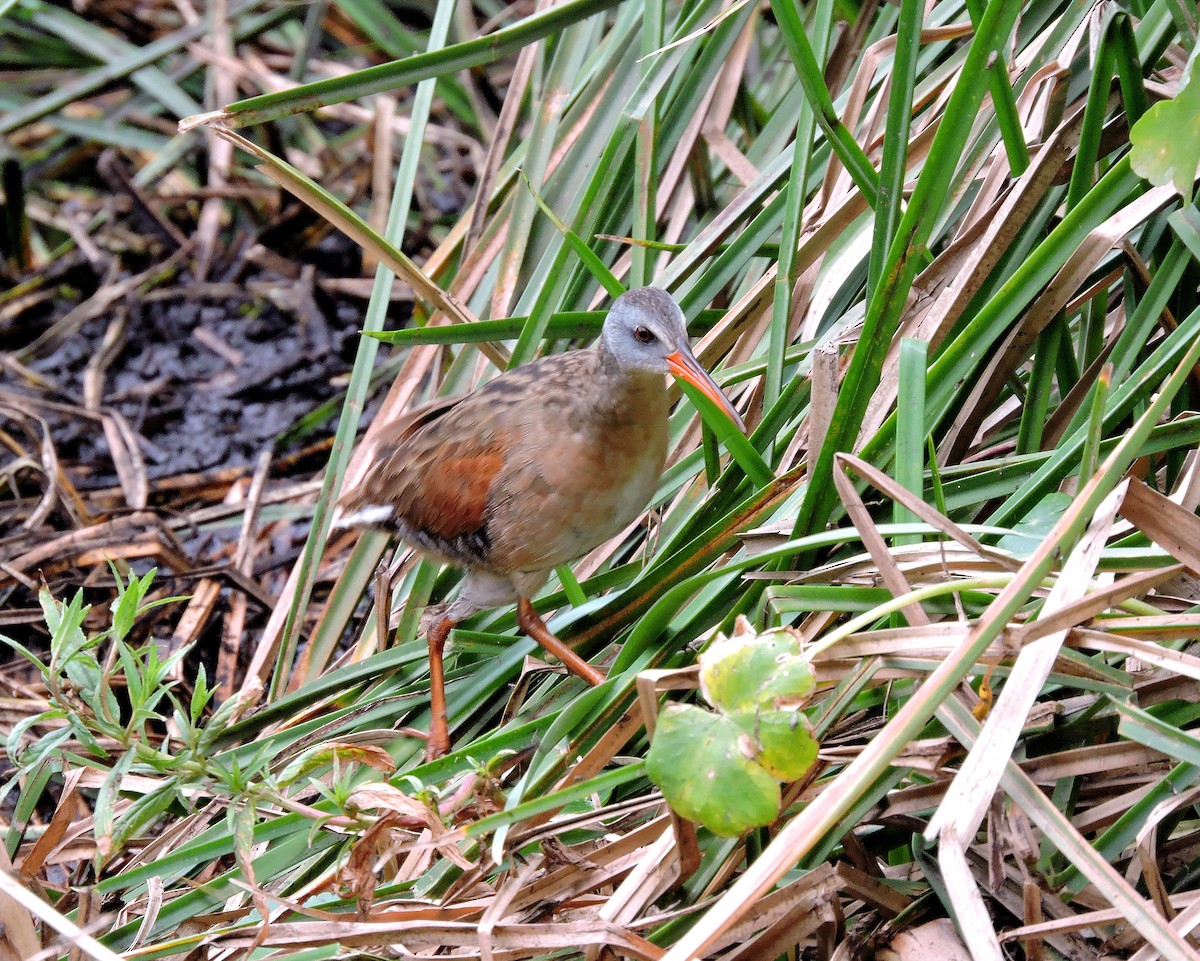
[699, 628, 814, 713]
[646, 703, 780, 837]
[996, 491, 1072, 559]
[1130, 56, 1200, 198]
[745, 709, 819, 782]
[757, 655, 817, 711]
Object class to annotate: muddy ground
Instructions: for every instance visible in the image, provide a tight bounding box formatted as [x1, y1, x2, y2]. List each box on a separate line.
[0, 181, 422, 664]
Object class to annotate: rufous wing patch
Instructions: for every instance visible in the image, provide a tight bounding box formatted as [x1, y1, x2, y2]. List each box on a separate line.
[405, 445, 505, 540]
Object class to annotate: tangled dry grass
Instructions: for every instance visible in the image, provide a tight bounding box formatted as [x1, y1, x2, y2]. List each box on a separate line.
[3, 0, 1200, 958]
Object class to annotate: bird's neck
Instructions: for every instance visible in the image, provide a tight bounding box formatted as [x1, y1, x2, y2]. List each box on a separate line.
[594, 346, 668, 424]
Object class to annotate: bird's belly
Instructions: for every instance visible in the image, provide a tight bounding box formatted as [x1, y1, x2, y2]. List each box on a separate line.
[488, 417, 667, 572]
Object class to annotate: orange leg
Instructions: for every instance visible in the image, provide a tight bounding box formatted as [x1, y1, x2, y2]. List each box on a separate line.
[517, 598, 606, 687]
[424, 613, 455, 760]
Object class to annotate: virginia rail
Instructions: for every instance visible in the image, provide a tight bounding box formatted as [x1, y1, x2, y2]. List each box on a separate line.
[338, 287, 742, 757]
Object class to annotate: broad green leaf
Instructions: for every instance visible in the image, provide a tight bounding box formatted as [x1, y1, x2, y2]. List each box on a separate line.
[647, 704, 781, 837]
[699, 627, 815, 713]
[746, 710, 820, 782]
[1130, 54, 1200, 197]
[995, 492, 1073, 558]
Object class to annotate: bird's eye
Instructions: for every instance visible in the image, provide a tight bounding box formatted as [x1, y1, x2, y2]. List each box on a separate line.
[634, 326, 656, 344]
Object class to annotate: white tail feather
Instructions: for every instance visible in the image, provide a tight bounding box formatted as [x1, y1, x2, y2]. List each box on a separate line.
[334, 504, 394, 528]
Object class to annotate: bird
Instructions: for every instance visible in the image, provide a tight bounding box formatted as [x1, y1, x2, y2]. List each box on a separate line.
[336, 286, 743, 759]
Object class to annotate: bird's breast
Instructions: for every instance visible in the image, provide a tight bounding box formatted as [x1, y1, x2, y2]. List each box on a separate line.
[484, 374, 670, 572]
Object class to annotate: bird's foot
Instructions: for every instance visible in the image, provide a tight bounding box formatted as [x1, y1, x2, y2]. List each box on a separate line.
[424, 730, 450, 761]
[396, 726, 451, 761]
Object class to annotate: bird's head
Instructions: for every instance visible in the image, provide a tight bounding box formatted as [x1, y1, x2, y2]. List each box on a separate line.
[602, 287, 745, 431]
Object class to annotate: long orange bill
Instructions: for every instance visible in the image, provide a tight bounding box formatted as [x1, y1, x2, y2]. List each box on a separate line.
[667, 348, 746, 433]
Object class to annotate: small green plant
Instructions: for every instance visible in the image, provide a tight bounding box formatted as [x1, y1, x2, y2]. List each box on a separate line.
[646, 618, 820, 837]
[0, 571, 417, 871]
[0, 569, 219, 863]
[2, 569, 193, 766]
